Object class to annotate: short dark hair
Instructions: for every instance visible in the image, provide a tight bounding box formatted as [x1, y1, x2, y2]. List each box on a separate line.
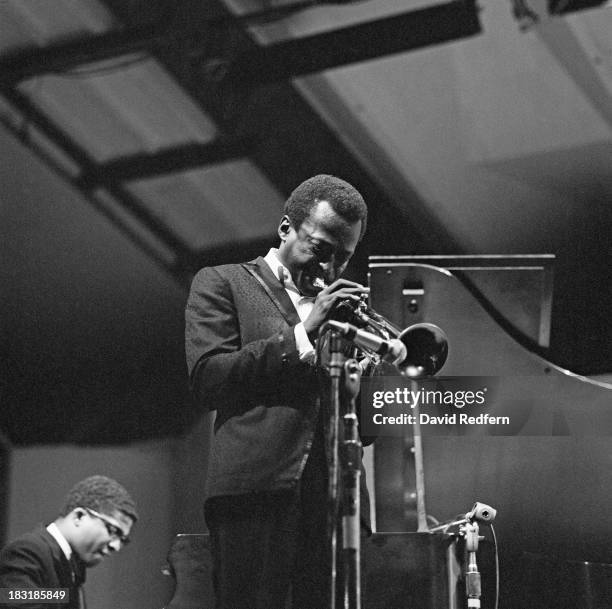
[60, 475, 138, 522]
[284, 174, 368, 240]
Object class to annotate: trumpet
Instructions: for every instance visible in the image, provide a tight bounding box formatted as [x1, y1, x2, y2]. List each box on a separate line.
[313, 277, 448, 378]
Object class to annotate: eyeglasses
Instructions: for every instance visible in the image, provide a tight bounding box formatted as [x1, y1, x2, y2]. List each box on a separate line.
[85, 508, 130, 545]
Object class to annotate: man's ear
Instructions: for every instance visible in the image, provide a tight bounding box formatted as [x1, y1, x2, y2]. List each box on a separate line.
[71, 508, 87, 525]
[278, 215, 291, 241]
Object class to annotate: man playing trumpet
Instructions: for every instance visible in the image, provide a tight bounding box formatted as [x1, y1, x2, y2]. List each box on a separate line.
[185, 174, 371, 609]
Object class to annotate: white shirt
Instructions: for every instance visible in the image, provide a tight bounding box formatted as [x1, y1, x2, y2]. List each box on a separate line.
[46, 522, 72, 561]
[263, 248, 315, 362]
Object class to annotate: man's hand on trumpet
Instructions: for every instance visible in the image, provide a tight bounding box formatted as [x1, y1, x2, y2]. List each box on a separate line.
[303, 278, 369, 339]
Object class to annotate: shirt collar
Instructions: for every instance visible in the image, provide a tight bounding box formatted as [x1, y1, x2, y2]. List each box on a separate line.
[263, 248, 302, 295]
[47, 522, 72, 561]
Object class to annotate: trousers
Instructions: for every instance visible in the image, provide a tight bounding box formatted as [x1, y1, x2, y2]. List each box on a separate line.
[205, 420, 340, 609]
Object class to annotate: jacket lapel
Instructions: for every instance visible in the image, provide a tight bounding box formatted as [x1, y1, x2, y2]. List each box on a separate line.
[243, 257, 301, 326]
[39, 528, 76, 588]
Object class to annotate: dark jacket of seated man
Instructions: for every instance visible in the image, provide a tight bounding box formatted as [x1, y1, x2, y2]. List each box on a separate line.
[0, 475, 137, 609]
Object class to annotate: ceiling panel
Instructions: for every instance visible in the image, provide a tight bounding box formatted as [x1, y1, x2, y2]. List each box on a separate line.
[226, 0, 435, 41]
[17, 58, 218, 162]
[126, 159, 283, 250]
[0, 0, 115, 52]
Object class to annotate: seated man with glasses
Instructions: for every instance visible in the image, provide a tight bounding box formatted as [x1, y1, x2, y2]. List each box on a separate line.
[0, 475, 137, 609]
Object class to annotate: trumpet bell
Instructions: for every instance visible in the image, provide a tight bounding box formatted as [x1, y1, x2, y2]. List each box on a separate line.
[398, 323, 449, 378]
[320, 278, 449, 378]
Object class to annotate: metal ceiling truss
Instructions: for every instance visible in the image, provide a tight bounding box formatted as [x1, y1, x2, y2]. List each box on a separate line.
[0, 26, 165, 88]
[76, 137, 256, 186]
[1, 1, 481, 87]
[1, 0, 480, 282]
[2, 87, 198, 284]
[230, 0, 482, 83]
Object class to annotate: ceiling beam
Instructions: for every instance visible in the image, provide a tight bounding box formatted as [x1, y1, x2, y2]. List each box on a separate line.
[548, 0, 607, 14]
[230, 0, 482, 84]
[1, 1, 480, 87]
[0, 26, 163, 88]
[3, 88, 196, 283]
[77, 137, 255, 187]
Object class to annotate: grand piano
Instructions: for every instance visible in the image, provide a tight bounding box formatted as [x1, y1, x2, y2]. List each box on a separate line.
[164, 256, 612, 609]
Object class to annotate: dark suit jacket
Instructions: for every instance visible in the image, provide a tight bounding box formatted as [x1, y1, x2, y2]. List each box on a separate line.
[185, 257, 320, 498]
[0, 527, 81, 609]
[185, 257, 371, 529]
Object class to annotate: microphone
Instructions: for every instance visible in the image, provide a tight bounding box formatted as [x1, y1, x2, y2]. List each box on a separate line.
[466, 502, 497, 523]
[326, 320, 407, 366]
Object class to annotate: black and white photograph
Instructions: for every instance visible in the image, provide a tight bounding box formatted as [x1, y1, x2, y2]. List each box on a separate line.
[1, 1, 611, 608]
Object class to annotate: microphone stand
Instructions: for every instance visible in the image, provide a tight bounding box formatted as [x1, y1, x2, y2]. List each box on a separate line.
[464, 521, 482, 609]
[429, 503, 496, 609]
[410, 379, 429, 532]
[341, 358, 363, 609]
[326, 329, 344, 609]
[323, 318, 448, 608]
[324, 326, 363, 609]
